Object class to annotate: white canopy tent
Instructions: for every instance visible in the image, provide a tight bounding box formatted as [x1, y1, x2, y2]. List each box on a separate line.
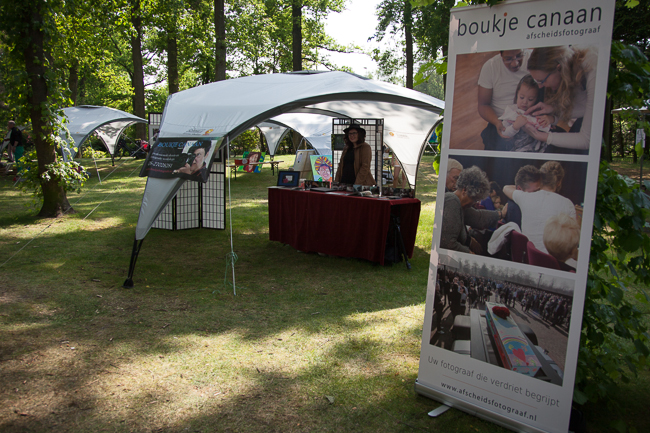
[59, 105, 148, 160]
[124, 71, 443, 286]
[257, 123, 291, 155]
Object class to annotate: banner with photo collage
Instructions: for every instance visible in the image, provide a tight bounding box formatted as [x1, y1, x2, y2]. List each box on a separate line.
[416, 1, 615, 432]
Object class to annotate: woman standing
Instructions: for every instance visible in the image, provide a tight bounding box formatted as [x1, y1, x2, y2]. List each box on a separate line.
[523, 45, 597, 152]
[334, 124, 375, 186]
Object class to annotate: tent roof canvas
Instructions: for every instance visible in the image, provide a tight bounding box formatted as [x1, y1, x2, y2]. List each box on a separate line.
[136, 71, 444, 240]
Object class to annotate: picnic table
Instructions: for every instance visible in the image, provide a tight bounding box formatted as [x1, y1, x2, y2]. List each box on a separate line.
[227, 160, 283, 178]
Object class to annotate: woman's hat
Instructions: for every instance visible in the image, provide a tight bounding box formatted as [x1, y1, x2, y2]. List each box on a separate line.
[343, 124, 366, 134]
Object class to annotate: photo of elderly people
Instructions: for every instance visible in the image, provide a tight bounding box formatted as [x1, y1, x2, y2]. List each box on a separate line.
[449, 44, 597, 155]
[429, 256, 573, 385]
[439, 156, 586, 272]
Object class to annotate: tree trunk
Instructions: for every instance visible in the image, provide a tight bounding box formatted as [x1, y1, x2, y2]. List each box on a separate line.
[167, 34, 179, 94]
[441, 44, 448, 96]
[404, 0, 413, 89]
[291, 130, 301, 153]
[24, 5, 73, 217]
[214, 0, 226, 81]
[617, 115, 624, 157]
[602, 96, 612, 162]
[632, 125, 638, 163]
[131, 0, 147, 139]
[69, 60, 79, 105]
[292, 1, 302, 71]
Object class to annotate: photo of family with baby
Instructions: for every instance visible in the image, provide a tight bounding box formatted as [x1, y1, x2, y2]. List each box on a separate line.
[449, 44, 597, 154]
[439, 155, 587, 273]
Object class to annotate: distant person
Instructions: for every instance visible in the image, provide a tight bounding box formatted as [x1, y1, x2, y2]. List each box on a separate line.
[6, 120, 22, 162]
[334, 124, 374, 186]
[434, 281, 444, 334]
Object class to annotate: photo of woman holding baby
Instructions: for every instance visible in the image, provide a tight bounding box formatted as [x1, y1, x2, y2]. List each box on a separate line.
[450, 45, 599, 155]
[523, 45, 598, 154]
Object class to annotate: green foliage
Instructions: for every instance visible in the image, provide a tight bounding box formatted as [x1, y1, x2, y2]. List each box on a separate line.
[371, 46, 406, 85]
[575, 163, 650, 405]
[230, 128, 261, 155]
[17, 147, 89, 208]
[608, 42, 650, 109]
[81, 146, 109, 159]
[373, 0, 453, 88]
[414, 59, 445, 100]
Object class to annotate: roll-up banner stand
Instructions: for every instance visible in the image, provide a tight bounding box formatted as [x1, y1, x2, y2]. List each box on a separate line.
[416, 1, 615, 432]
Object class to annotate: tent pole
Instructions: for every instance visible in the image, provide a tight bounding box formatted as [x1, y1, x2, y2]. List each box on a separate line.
[123, 238, 144, 288]
[226, 137, 237, 295]
[92, 155, 102, 184]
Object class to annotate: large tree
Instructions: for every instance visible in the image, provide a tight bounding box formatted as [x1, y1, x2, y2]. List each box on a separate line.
[129, 0, 148, 139]
[373, 0, 454, 88]
[0, 0, 75, 217]
[215, 0, 227, 80]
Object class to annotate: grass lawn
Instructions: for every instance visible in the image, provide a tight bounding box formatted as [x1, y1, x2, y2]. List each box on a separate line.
[0, 155, 647, 432]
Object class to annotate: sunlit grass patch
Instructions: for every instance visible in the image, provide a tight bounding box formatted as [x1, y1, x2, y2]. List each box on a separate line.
[11, 155, 639, 432]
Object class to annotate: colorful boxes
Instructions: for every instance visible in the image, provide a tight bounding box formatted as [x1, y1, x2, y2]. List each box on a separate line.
[485, 302, 541, 377]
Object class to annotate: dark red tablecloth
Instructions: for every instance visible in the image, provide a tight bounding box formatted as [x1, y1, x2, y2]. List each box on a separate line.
[268, 187, 421, 265]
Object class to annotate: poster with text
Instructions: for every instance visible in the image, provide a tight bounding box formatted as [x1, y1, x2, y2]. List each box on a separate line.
[416, 1, 615, 432]
[140, 137, 221, 183]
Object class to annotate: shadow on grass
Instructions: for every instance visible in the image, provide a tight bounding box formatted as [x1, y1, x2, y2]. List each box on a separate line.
[0, 277, 503, 433]
[0, 156, 474, 432]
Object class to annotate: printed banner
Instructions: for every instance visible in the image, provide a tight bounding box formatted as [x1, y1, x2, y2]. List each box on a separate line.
[140, 137, 221, 183]
[416, 1, 615, 432]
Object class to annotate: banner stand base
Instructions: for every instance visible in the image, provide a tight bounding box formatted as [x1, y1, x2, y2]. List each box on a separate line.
[415, 379, 547, 433]
[428, 405, 451, 418]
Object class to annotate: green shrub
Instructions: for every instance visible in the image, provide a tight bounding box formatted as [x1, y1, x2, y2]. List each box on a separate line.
[575, 162, 650, 405]
[81, 146, 108, 159]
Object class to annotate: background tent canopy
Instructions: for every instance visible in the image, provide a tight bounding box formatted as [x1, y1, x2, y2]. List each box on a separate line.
[136, 71, 444, 241]
[59, 105, 148, 159]
[258, 112, 334, 156]
[260, 100, 443, 187]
